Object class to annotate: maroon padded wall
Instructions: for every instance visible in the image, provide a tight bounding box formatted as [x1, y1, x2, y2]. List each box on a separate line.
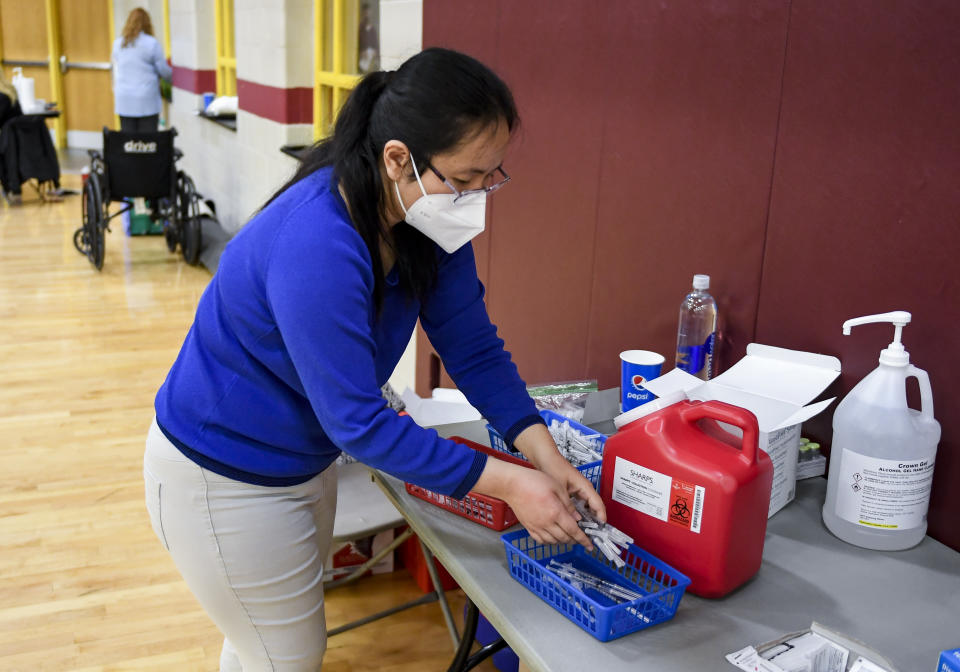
[584, 2, 789, 381]
[419, 1, 960, 549]
[421, 0, 790, 386]
[755, 1, 960, 549]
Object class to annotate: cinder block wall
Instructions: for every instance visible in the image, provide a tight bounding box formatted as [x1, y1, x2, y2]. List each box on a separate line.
[165, 1, 302, 234]
[160, 0, 422, 391]
[164, 0, 421, 235]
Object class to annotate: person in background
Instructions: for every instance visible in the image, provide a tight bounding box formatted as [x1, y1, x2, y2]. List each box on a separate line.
[144, 47, 606, 671]
[0, 70, 24, 204]
[112, 8, 171, 133]
[0, 71, 22, 128]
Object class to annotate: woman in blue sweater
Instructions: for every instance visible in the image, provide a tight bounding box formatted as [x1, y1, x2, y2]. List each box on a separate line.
[112, 8, 171, 133]
[145, 47, 605, 670]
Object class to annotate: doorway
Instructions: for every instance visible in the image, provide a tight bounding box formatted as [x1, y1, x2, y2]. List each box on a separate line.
[1, 0, 114, 149]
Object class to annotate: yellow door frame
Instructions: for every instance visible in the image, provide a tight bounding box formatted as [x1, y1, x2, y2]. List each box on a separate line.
[313, 0, 362, 140]
[40, 0, 117, 147]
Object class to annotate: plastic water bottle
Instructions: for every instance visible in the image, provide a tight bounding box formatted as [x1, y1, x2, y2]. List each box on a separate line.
[675, 274, 718, 380]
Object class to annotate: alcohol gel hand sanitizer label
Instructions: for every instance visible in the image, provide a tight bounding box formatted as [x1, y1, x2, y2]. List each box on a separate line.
[834, 448, 936, 530]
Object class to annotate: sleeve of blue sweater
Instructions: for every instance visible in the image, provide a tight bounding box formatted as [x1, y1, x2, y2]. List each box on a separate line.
[152, 38, 172, 82]
[421, 244, 543, 448]
[263, 206, 487, 499]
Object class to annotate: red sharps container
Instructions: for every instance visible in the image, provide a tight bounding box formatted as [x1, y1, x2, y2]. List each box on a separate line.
[600, 393, 773, 598]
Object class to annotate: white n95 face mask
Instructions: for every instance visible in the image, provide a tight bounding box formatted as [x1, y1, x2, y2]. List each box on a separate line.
[394, 156, 486, 254]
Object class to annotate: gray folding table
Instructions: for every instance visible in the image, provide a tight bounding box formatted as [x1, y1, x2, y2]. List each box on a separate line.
[372, 419, 960, 672]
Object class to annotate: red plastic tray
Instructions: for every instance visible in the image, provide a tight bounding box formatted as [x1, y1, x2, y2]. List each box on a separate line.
[405, 436, 533, 530]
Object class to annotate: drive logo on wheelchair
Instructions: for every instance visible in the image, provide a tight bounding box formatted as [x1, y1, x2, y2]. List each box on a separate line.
[123, 140, 158, 154]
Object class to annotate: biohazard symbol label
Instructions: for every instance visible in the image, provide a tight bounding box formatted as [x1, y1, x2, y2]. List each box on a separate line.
[668, 478, 697, 529]
[670, 496, 690, 522]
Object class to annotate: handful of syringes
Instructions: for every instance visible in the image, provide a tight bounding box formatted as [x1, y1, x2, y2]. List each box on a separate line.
[573, 497, 632, 568]
[547, 502, 646, 622]
[548, 418, 604, 466]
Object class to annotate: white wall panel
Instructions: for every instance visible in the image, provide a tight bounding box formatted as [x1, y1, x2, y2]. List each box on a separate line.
[380, 0, 422, 71]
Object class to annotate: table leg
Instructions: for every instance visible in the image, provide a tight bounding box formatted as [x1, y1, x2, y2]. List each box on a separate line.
[420, 539, 460, 649]
[446, 598, 510, 672]
[447, 599, 479, 672]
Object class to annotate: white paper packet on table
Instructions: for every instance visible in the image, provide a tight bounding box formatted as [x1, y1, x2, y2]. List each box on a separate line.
[725, 622, 897, 672]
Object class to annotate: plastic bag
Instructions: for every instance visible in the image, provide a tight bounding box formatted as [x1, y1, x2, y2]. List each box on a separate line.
[527, 380, 598, 422]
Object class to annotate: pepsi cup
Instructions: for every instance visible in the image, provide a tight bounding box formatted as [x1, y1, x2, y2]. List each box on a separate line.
[620, 350, 665, 412]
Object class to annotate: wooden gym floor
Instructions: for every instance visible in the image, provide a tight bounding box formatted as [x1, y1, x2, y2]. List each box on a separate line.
[0, 175, 498, 671]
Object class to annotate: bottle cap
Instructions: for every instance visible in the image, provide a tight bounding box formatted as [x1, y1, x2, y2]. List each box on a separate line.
[692, 274, 710, 290]
[806, 443, 820, 450]
[879, 347, 909, 366]
[613, 391, 687, 430]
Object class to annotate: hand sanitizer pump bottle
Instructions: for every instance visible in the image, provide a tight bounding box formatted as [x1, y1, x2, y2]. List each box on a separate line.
[822, 311, 941, 550]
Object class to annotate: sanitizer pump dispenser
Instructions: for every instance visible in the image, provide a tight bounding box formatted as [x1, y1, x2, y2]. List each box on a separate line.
[822, 311, 941, 550]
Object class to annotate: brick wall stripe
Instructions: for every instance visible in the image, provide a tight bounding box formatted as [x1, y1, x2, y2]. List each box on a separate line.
[172, 65, 217, 94]
[237, 80, 313, 125]
[171, 65, 314, 125]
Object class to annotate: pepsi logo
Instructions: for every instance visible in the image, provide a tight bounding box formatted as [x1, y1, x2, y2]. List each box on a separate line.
[631, 374, 646, 391]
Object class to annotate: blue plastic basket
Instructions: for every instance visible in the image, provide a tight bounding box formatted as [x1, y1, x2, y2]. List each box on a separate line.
[487, 410, 606, 463]
[577, 460, 602, 490]
[500, 529, 690, 642]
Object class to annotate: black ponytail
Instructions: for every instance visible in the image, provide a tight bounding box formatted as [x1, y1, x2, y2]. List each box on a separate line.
[263, 48, 519, 313]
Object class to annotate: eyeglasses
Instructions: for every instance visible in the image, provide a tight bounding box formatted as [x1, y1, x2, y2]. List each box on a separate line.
[426, 163, 511, 203]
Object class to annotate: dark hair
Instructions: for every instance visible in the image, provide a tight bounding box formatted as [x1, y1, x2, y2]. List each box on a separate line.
[264, 47, 518, 312]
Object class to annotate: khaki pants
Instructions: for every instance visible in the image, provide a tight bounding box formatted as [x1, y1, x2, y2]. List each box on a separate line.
[144, 418, 337, 671]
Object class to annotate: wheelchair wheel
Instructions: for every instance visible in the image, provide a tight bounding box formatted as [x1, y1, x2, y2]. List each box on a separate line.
[176, 172, 202, 266]
[72, 226, 87, 255]
[159, 197, 179, 253]
[77, 175, 105, 270]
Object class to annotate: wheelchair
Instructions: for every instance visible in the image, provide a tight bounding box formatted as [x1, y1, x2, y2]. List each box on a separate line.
[73, 127, 202, 270]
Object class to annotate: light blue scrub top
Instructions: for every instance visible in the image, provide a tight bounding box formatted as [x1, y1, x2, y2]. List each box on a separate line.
[112, 33, 172, 117]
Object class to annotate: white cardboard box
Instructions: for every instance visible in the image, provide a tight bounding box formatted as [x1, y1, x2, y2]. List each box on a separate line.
[642, 344, 841, 517]
[400, 387, 482, 426]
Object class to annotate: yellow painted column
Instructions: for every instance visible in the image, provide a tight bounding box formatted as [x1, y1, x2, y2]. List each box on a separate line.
[162, 0, 171, 59]
[43, 0, 66, 148]
[332, 0, 343, 118]
[109, 0, 119, 130]
[313, 0, 323, 139]
[214, 0, 223, 95]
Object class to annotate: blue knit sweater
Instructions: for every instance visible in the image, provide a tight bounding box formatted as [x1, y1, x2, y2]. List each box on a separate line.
[155, 167, 541, 499]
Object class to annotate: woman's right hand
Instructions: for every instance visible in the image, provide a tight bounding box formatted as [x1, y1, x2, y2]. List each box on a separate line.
[472, 458, 594, 550]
